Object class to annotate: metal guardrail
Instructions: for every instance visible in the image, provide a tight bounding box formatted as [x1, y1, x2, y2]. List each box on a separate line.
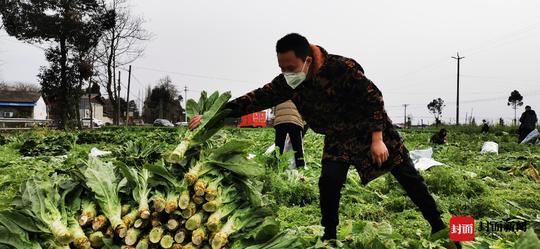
[0, 118, 52, 130]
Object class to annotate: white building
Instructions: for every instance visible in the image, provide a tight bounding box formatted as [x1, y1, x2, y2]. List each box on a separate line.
[79, 94, 113, 124]
[0, 91, 47, 119]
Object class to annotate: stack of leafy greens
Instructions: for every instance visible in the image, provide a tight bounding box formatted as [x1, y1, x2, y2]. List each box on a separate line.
[0, 91, 301, 249]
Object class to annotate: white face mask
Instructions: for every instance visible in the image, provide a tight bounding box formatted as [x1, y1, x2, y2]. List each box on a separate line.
[283, 59, 308, 89]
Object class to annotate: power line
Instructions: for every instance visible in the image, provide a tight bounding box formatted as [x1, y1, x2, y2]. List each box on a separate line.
[460, 74, 539, 84]
[133, 66, 256, 85]
[382, 21, 540, 89]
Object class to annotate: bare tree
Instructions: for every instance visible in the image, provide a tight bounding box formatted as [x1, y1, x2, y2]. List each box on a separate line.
[94, 0, 151, 125]
[0, 81, 41, 92]
[14, 82, 41, 92]
[0, 81, 8, 90]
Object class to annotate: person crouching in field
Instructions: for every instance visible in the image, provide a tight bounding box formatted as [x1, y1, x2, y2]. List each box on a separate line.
[481, 120, 490, 134]
[431, 128, 448, 145]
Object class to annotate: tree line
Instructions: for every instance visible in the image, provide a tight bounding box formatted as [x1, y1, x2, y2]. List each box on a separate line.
[0, 0, 175, 129]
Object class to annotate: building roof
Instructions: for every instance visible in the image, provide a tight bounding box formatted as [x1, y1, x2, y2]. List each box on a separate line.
[0, 91, 42, 103]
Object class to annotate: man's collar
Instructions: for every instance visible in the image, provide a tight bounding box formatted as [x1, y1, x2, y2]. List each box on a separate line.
[309, 44, 327, 76]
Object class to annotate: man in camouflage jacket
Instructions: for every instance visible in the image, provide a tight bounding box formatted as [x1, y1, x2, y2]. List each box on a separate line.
[190, 33, 448, 242]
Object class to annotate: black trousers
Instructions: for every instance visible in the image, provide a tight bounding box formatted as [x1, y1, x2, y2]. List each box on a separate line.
[319, 158, 445, 239]
[274, 123, 305, 167]
[518, 125, 535, 142]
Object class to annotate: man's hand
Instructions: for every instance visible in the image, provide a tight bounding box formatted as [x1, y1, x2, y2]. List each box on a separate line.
[370, 131, 389, 166]
[188, 115, 203, 131]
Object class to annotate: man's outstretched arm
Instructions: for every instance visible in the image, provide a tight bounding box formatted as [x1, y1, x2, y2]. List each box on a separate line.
[189, 75, 292, 130]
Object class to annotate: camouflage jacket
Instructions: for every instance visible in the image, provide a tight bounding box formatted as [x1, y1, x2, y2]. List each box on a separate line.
[225, 46, 408, 184]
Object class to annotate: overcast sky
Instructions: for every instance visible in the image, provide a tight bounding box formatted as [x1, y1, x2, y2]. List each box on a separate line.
[1, 0, 539, 125]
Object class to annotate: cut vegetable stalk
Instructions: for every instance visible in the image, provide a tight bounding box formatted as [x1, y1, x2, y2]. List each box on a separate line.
[121, 204, 131, 217]
[125, 228, 141, 246]
[151, 216, 162, 227]
[79, 200, 97, 226]
[68, 216, 91, 249]
[135, 236, 149, 249]
[149, 226, 164, 244]
[183, 242, 198, 249]
[181, 201, 197, 219]
[211, 207, 261, 249]
[205, 175, 224, 201]
[178, 190, 191, 210]
[202, 185, 237, 213]
[192, 227, 207, 246]
[145, 161, 189, 214]
[122, 209, 139, 228]
[134, 218, 148, 229]
[194, 179, 207, 196]
[186, 211, 205, 231]
[88, 231, 104, 248]
[160, 234, 174, 248]
[152, 191, 166, 213]
[206, 203, 237, 232]
[92, 215, 108, 231]
[174, 229, 187, 243]
[105, 226, 114, 238]
[184, 161, 215, 186]
[165, 191, 179, 214]
[166, 218, 179, 231]
[192, 194, 205, 205]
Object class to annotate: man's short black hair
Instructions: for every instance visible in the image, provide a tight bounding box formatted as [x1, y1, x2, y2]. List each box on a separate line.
[525, 105, 531, 109]
[276, 33, 312, 60]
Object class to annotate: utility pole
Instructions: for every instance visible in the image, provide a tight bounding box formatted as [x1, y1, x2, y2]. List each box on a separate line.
[88, 82, 93, 129]
[452, 52, 465, 125]
[117, 71, 121, 125]
[138, 90, 141, 121]
[184, 85, 188, 122]
[125, 65, 132, 126]
[403, 104, 409, 128]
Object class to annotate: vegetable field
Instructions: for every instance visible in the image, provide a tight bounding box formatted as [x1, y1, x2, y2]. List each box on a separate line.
[0, 125, 539, 248]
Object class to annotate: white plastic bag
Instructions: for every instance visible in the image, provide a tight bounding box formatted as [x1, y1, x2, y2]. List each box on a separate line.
[414, 157, 445, 171]
[480, 142, 498, 154]
[283, 134, 296, 169]
[409, 147, 445, 171]
[410, 147, 434, 161]
[268, 133, 307, 170]
[264, 144, 276, 155]
[521, 129, 540, 145]
[480, 141, 498, 154]
[89, 147, 112, 157]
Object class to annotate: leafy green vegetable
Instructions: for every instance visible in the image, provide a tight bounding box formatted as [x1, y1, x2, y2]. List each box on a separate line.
[83, 157, 128, 238]
[118, 163, 152, 219]
[169, 91, 232, 164]
[514, 228, 540, 249]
